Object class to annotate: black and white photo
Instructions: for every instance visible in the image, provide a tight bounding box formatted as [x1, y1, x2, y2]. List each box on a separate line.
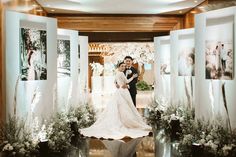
[20, 28, 47, 81]
[57, 39, 71, 77]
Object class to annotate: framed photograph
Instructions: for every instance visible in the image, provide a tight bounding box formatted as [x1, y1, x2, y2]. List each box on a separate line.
[205, 23, 234, 80]
[20, 28, 47, 81]
[178, 47, 195, 76]
[57, 39, 71, 77]
[160, 44, 171, 75]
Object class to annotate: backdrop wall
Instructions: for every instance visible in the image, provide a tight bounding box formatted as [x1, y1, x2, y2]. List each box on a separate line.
[5, 11, 57, 120]
[170, 28, 195, 107]
[57, 29, 79, 111]
[195, 6, 236, 129]
[78, 36, 89, 105]
[154, 36, 171, 104]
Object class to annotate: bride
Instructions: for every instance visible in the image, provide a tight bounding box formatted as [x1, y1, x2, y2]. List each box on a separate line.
[80, 62, 152, 140]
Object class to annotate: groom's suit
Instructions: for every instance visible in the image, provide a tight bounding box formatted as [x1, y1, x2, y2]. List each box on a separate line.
[124, 67, 138, 107]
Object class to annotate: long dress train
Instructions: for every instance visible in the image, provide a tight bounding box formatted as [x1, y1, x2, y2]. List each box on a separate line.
[80, 71, 152, 139]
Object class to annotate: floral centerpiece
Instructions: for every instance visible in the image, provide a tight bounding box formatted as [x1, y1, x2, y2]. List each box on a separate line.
[90, 62, 104, 76]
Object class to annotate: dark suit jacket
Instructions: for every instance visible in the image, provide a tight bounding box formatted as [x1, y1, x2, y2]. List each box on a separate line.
[124, 67, 138, 95]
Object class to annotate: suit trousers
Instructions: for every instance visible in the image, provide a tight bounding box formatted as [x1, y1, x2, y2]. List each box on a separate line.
[130, 93, 137, 107]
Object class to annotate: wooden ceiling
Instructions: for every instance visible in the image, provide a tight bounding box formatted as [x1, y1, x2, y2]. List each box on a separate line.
[79, 32, 169, 42]
[51, 15, 184, 33]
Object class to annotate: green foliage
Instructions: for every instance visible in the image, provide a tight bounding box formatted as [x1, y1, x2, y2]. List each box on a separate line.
[136, 80, 151, 91]
[146, 100, 162, 128]
[147, 100, 236, 157]
[68, 105, 96, 129]
[46, 105, 96, 154]
[0, 115, 39, 157]
[0, 105, 96, 156]
[46, 113, 73, 154]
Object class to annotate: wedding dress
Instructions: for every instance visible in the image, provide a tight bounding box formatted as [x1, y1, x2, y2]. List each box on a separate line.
[80, 71, 152, 139]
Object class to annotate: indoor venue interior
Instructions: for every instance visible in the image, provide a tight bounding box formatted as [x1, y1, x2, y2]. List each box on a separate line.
[1, 0, 236, 157]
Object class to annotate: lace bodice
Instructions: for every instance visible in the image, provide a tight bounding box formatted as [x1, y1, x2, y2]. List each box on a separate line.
[115, 71, 133, 87]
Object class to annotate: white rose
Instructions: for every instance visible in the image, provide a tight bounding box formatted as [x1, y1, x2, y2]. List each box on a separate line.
[24, 142, 30, 148]
[19, 148, 26, 154]
[199, 139, 206, 145]
[9, 146, 13, 151]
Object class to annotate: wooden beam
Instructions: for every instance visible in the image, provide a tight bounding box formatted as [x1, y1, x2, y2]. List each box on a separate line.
[50, 15, 184, 32]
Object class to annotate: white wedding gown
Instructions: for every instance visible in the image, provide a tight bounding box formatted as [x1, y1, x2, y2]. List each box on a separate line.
[80, 71, 152, 139]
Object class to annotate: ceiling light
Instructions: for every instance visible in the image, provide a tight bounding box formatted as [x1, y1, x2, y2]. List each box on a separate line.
[36, 9, 43, 12]
[179, 11, 182, 13]
[198, 6, 205, 9]
[191, 11, 197, 14]
[194, 0, 198, 3]
[32, 4, 38, 7]
[51, 9, 55, 12]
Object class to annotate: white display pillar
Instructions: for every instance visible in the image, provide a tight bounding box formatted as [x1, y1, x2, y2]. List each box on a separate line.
[78, 36, 89, 105]
[154, 36, 171, 107]
[57, 29, 79, 111]
[170, 28, 195, 107]
[5, 11, 57, 120]
[195, 6, 236, 129]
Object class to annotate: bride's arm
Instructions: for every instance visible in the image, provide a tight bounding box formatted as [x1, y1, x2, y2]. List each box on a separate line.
[123, 73, 138, 83]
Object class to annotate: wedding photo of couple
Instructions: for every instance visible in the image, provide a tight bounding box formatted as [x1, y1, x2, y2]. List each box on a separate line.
[205, 41, 233, 80]
[80, 56, 152, 140]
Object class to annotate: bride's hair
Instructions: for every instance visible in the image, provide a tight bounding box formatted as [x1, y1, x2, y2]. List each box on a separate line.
[117, 61, 125, 67]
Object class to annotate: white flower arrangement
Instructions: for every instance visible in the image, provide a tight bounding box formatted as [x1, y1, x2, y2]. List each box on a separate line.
[90, 62, 104, 76]
[0, 116, 39, 156]
[147, 98, 236, 156]
[0, 104, 96, 156]
[104, 63, 115, 76]
[2, 143, 14, 151]
[105, 42, 154, 64]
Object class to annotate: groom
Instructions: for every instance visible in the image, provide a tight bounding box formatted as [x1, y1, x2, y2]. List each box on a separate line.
[124, 56, 138, 107]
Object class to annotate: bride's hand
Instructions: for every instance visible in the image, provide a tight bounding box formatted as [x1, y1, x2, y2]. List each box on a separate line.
[121, 84, 128, 89]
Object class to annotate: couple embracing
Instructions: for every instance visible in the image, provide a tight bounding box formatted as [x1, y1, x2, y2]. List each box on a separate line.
[80, 56, 151, 140]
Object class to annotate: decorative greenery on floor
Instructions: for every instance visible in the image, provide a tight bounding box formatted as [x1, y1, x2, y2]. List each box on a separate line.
[136, 80, 152, 91]
[147, 100, 236, 157]
[0, 116, 39, 157]
[0, 105, 96, 157]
